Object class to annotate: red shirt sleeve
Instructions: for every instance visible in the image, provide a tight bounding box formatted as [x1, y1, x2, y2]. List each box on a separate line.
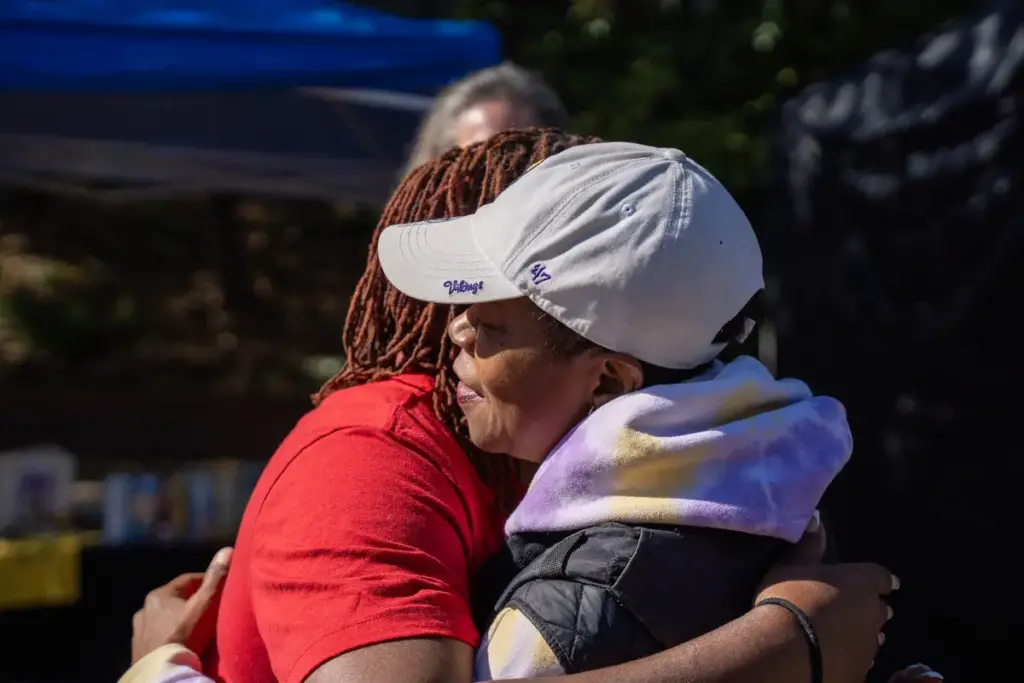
[249, 426, 478, 683]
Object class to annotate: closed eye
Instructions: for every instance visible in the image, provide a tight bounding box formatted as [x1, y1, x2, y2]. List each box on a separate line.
[476, 320, 505, 336]
[467, 308, 505, 335]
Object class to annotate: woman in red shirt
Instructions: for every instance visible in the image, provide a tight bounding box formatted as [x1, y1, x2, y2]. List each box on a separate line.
[135, 129, 896, 683]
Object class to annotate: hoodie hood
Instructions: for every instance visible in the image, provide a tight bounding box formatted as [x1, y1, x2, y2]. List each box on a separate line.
[505, 356, 852, 543]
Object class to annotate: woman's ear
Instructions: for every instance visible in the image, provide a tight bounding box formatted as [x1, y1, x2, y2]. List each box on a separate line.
[591, 354, 644, 410]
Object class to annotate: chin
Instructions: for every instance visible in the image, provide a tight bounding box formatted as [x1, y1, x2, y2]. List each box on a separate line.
[469, 427, 542, 464]
[465, 424, 505, 456]
[462, 408, 542, 463]
[464, 418, 523, 461]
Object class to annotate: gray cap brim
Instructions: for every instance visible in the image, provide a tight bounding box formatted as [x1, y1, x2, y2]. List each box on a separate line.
[376, 215, 524, 305]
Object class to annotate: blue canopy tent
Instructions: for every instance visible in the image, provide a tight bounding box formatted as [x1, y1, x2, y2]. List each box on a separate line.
[0, 1, 500, 204]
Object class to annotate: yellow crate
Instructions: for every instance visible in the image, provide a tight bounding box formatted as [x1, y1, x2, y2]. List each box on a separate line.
[0, 534, 82, 611]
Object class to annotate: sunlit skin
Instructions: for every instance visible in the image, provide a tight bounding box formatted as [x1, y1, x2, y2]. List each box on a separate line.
[447, 297, 643, 463]
[454, 99, 541, 148]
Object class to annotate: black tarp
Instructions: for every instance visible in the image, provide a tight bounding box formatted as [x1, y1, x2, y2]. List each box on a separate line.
[0, 89, 426, 205]
[769, 0, 1024, 678]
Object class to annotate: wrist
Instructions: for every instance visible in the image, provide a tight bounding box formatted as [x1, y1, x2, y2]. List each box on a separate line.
[754, 598, 823, 683]
[751, 599, 807, 648]
[643, 604, 817, 683]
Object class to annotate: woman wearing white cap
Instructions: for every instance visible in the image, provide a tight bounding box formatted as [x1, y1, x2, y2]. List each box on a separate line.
[374, 142, 906, 681]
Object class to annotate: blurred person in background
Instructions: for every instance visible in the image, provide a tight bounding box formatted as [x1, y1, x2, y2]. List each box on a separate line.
[123, 129, 897, 683]
[401, 62, 570, 178]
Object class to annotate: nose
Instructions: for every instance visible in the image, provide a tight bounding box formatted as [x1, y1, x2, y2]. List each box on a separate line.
[448, 311, 475, 352]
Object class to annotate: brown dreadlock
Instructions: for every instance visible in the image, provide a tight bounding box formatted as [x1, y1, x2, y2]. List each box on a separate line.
[314, 128, 600, 510]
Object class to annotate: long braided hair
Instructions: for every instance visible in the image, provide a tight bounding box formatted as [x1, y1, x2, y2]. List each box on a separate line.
[315, 128, 600, 509]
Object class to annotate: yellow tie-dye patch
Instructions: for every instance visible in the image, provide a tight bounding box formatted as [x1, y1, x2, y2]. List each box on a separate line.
[609, 428, 705, 498]
[477, 606, 564, 680]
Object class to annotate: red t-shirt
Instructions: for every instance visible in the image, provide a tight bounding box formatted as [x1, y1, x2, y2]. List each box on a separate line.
[206, 374, 505, 683]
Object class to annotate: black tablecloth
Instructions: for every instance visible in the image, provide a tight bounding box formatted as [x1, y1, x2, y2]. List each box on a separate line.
[0, 544, 223, 683]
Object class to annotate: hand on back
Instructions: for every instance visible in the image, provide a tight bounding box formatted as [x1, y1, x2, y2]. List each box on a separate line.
[131, 548, 233, 664]
[756, 516, 898, 683]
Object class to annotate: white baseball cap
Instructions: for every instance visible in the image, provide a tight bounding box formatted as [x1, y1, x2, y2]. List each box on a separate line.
[376, 141, 764, 369]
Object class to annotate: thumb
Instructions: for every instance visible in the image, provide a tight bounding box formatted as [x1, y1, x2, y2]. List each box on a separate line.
[188, 547, 233, 609]
[178, 547, 233, 655]
[778, 511, 826, 567]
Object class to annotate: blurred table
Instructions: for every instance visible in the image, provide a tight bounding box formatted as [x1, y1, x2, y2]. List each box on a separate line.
[0, 542, 223, 683]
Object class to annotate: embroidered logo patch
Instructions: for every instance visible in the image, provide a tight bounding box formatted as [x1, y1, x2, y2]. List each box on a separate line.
[444, 280, 485, 296]
[529, 264, 551, 285]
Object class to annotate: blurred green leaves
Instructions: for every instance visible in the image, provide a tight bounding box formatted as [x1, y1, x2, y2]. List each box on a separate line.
[752, 21, 782, 53]
[458, 0, 978, 207]
[0, 256, 141, 363]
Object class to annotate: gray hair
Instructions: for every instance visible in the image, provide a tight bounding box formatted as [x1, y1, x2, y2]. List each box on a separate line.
[401, 62, 570, 178]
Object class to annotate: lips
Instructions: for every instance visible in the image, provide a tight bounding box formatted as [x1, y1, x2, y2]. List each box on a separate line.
[456, 381, 482, 404]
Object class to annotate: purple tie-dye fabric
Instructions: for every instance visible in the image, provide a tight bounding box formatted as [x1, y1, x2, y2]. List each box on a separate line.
[505, 356, 852, 543]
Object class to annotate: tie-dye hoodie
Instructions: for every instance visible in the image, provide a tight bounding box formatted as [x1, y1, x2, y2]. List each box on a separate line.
[475, 355, 853, 680]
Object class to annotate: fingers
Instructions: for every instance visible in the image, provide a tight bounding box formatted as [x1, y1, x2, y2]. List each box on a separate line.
[180, 548, 232, 625]
[808, 509, 821, 534]
[849, 562, 899, 632]
[149, 548, 232, 606]
[190, 547, 233, 607]
[159, 573, 206, 599]
[177, 548, 233, 655]
[855, 562, 900, 596]
[777, 511, 827, 567]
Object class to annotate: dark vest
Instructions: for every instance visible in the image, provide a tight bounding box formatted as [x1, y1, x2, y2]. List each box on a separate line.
[472, 522, 786, 674]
